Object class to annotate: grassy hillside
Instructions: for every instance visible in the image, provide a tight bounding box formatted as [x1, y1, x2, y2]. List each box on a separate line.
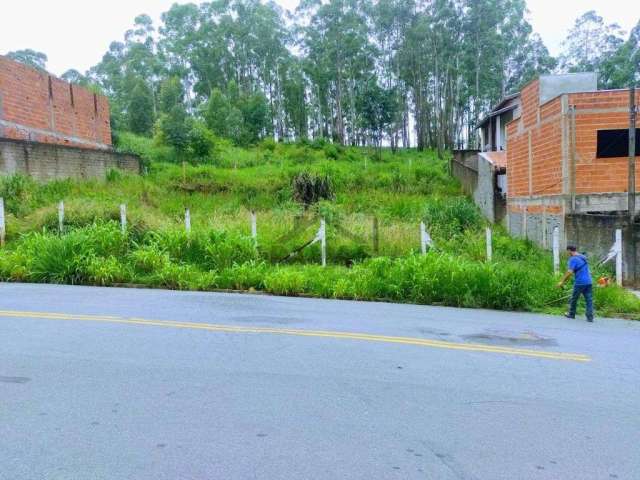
[1, 135, 638, 319]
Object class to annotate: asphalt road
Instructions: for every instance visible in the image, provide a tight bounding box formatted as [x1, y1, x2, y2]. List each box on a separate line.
[1, 283, 639, 480]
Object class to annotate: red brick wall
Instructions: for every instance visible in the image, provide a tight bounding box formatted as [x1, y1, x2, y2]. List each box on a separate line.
[506, 85, 564, 199]
[569, 90, 640, 194]
[520, 80, 540, 129]
[506, 82, 640, 202]
[0, 55, 111, 149]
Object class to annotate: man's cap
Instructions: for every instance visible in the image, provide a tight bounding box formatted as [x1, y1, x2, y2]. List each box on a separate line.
[566, 245, 577, 252]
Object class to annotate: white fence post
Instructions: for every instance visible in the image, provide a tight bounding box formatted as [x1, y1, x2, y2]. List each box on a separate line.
[120, 204, 127, 235]
[420, 222, 433, 254]
[320, 218, 326, 267]
[552, 226, 560, 274]
[0, 197, 5, 247]
[485, 227, 492, 261]
[616, 228, 623, 286]
[250, 211, 257, 244]
[185, 208, 191, 234]
[58, 201, 65, 234]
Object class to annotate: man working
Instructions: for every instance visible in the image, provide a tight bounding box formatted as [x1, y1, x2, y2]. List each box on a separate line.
[556, 245, 594, 322]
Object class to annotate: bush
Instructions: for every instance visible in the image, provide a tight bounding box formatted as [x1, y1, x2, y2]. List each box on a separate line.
[423, 197, 483, 238]
[187, 121, 217, 162]
[0, 174, 36, 216]
[323, 143, 340, 160]
[115, 131, 178, 164]
[292, 172, 335, 207]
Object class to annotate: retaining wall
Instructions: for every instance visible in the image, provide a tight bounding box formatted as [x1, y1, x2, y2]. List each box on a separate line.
[0, 138, 140, 181]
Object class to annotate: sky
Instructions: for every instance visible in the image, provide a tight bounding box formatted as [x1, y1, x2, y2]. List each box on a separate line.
[0, 0, 637, 77]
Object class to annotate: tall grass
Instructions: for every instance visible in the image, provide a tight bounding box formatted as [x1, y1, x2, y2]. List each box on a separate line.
[1, 136, 638, 318]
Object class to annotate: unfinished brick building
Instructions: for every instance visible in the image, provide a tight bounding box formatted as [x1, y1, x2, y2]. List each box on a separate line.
[0, 55, 111, 149]
[0, 55, 139, 180]
[505, 74, 639, 251]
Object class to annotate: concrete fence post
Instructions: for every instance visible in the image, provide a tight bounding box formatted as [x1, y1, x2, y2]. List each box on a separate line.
[616, 229, 623, 286]
[0, 198, 5, 247]
[120, 204, 127, 235]
[250, 211, 257, 245]
[185, 208, 191, 234]
[552, 226, 560, 274]
[58, 201, 65, 234]
[485, 227, 493, 261]
[372, 216, 380, 254]
[320, 218, 326, 267]
[420, 222, 434, 254]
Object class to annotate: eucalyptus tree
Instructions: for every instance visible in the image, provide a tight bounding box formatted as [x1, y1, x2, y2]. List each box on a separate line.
[559, 10, 625, 76]
[599, 20, 640, 89]
[299, 0, 377, 145]
[6, 49, 48, 70]
[89, 14, 163, 133]
[371, 0, 415, 149]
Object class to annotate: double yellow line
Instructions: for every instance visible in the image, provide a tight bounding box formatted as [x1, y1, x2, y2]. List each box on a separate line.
[0, 309, 591, 362]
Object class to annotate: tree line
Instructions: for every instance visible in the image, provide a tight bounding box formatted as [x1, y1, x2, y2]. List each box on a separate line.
[6, 2, 640, 153]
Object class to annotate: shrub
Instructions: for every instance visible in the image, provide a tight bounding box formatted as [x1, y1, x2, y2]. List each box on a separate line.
[187, 121, 217, 162]
[292, 172, 335, 207]
[423, 197, 483, 238]
[259, 137, 277, 152]
[0, 174, 36, 216]
[323, 143, 340, 160]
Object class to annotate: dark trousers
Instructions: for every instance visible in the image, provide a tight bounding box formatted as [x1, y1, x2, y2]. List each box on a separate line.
[568, 284, 594, 320]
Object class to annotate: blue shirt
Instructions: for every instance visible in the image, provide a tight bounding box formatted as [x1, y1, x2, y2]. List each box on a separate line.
[568, 254, 592, 285]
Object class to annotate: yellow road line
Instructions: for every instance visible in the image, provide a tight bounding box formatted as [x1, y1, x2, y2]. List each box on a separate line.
[0, 310, 591, 362]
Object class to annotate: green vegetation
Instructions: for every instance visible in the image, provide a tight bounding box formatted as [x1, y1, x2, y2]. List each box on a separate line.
[1, 138, 639, 319]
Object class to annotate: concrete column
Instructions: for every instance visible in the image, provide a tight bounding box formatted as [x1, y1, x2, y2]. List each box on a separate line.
[616, 229, 623, 286]
[185, 209, 191, 234]
[0, 197, 5, 247]
[120, 204, 127, 235]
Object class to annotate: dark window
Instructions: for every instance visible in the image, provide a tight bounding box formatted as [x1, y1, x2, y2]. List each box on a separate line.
[93, 93, 98, 115]
[69, 84, 74, 108]
[47, 76, 53, 100]
[597, 129, 640, 158]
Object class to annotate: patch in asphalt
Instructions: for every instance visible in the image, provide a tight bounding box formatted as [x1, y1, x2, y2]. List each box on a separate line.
[417, 327, 451, 337]
[460, 330, 558, 347]
[0, 376, 31, 384]
[231, 315, 302, 325]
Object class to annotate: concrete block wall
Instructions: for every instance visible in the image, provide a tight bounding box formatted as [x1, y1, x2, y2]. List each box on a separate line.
[474, 154, 496, 222]
[507, 204, 563, 248]
[565, 213, 639, 285]
[450, 157, 478, 197]
[0, 138, 139, 181]
[0, 55, 111, 150]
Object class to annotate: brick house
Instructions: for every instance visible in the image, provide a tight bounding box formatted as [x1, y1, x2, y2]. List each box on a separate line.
[0, 55, 112, 150]
[453, 73, 640, 281]
[453, 73, 640, 282]
[504, 73, 639, 252]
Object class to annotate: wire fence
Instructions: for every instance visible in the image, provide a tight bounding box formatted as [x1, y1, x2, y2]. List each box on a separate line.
[0, 196, 623, 282]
